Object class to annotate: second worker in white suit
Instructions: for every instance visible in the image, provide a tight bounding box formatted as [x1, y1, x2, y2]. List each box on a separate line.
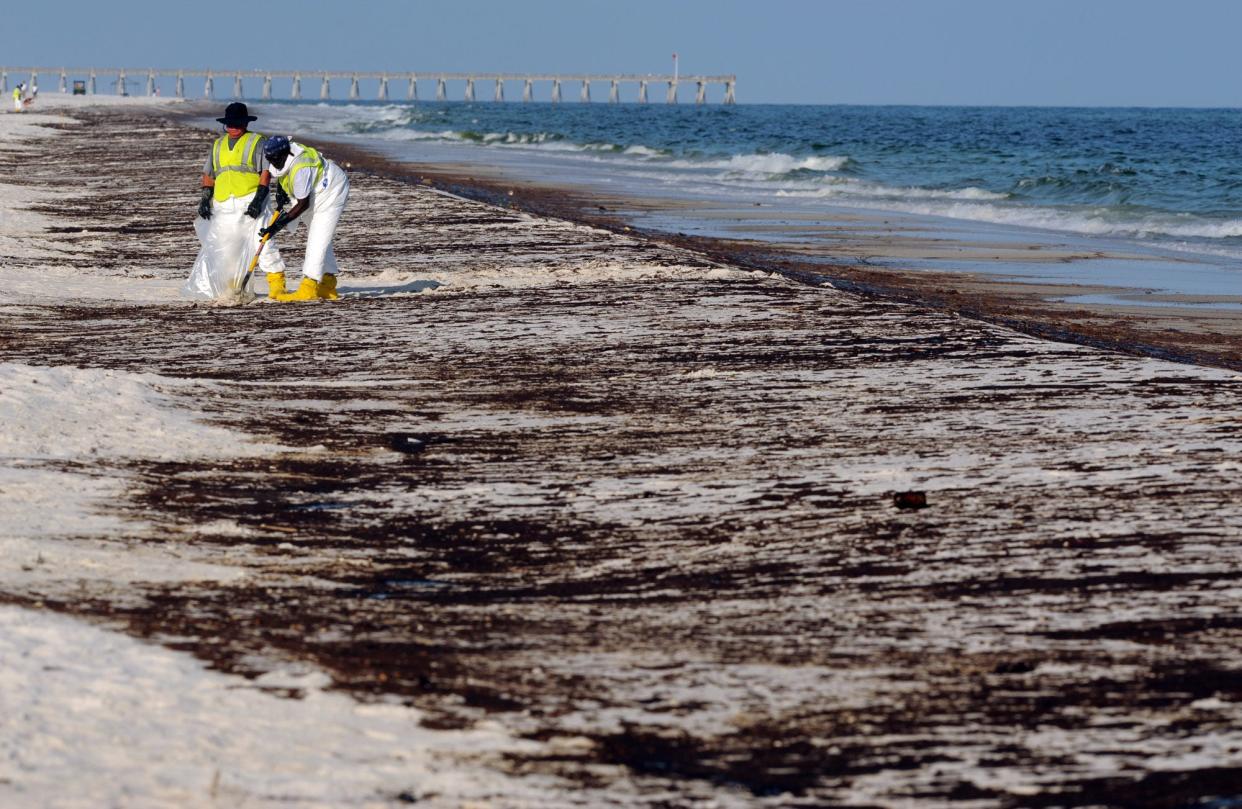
[259, 136, 350, 301]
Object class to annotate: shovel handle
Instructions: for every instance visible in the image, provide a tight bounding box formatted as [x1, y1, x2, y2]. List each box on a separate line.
[237, 208, 283, 294]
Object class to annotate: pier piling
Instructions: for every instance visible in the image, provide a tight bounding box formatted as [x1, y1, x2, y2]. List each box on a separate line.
[1, 67, 737, 105]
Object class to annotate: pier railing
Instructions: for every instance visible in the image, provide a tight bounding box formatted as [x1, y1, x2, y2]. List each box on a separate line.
[1, 68, 737, 104]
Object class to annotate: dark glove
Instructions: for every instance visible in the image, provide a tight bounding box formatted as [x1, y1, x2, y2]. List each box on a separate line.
[197, 186, 213, 219]
[259, 212, 291, 239]
[273, 183, 291, 211]
[244, 184, 270, 218]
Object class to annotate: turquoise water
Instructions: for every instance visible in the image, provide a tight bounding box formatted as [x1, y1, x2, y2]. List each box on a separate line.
[251, 101, 1242, 297]
[272, 103, 1242, 245]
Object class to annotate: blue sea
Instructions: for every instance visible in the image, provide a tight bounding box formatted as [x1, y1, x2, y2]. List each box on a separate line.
[251, 101, 1242, 302]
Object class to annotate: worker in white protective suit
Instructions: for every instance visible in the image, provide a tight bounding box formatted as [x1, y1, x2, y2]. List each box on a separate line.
[258, 135, 350, 301]
[182, 102, 288, 301]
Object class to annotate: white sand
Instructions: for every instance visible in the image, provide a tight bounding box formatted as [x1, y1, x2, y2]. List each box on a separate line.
[0, 95, 670, 807]
[9, 90, 1242, 807]
[0, 362, 282, 591]
[0, 96, 189, 305]
[0, 605, 552, 808]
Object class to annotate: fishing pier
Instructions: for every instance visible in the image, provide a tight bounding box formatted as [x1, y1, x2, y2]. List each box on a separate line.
[1, 68, 738, 104]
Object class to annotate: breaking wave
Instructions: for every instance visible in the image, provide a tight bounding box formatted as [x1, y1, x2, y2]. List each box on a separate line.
[775, 179, 1007, 202]
[259, 100, 1242, 258]
[660, 153, 854, 174]
[778, 191, 1242, 242]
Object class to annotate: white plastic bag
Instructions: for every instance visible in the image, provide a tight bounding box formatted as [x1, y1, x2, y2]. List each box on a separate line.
[181, 201, 262, 302]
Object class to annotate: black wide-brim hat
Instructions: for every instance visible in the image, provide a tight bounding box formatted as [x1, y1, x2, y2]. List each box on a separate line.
[217, 102, 258, 125]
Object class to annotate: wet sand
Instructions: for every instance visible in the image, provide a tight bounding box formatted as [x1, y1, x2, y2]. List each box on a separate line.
[340, 152, 1242, 371]
[4, 104, 1242, 806]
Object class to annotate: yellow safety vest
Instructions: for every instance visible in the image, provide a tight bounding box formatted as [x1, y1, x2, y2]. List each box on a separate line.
[211, 131, 264, 202]
[12, 88, 19, 100]
[278, 145, 326, 200]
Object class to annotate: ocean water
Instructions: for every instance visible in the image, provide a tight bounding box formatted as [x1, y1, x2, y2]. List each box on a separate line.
[251, 101, 1242, 300]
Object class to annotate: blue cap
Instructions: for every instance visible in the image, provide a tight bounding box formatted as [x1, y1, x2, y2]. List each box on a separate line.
[263, 135, 291, 157]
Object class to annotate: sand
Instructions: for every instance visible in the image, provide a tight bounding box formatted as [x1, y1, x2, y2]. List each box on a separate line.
[3, 95, 1242, 807]
[363, 154, 1242, 370]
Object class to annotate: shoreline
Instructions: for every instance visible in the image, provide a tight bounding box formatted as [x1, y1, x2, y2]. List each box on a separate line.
[357, 156, 1242, 371]
[7, 99, 1242, 805]
[164, 96, 1242, 371]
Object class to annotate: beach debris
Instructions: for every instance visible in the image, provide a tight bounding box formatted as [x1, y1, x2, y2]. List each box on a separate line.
[387, 433, 453, 456]
[388, 434, 427, 454]
[993, 659, 1038, 675]
[893, 490, 928, 510]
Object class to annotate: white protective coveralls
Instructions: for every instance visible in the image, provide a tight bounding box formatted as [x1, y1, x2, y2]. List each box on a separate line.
[268, 142, 350, 283]
[182, 151, 287, 302]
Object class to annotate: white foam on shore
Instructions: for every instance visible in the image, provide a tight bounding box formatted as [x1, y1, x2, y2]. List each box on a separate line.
[669, 152, 852, 174]
[774, 185, 1242, 241]
[0, 605, 550, 808]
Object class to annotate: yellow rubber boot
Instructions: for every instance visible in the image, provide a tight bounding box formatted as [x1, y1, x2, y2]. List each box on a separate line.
[275, 277, 322, 302]
[265, 272, 286, 300]
[318, 274, 339, 300]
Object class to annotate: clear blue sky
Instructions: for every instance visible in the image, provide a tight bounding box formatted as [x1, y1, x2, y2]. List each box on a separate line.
[6, 0, 1241, 106]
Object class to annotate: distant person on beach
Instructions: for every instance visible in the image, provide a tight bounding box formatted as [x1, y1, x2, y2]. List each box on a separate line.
[258, 135, 350, 302]
[184, 102, 288, 301]
[12, 84, 23, 113]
